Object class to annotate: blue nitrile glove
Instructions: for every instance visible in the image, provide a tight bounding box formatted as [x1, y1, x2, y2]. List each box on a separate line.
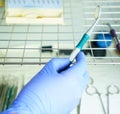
[2, 52, 89, 114]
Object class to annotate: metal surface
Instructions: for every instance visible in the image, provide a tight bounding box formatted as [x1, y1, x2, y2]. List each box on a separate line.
[0, 0, 120, 65]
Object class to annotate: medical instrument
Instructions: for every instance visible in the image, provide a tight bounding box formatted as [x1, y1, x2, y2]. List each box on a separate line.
[108, 24, 120, 53]
[86, 84, 106, 114]
[69, 5, 101, 62]
[106, 85, 119, 114]
[86, 77, 120, 114]
[86, 77, 106, 114]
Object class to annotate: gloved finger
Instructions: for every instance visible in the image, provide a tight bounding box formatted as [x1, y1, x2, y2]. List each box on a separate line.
[48, 58, 71, 73]
[62, 52, 87, 76]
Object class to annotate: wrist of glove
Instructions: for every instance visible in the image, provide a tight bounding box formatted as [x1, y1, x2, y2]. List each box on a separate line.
[2, 52, 89, 114]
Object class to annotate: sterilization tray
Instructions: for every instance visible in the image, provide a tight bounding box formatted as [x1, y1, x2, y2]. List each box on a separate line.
[0, 0, 120, 65]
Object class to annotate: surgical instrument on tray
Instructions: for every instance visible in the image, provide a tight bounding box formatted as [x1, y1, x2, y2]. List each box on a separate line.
[86, 77, 120, 114]
[69, 5, 101, 62]
[86, 83, 106, 114]
[86, 77, 106, 114]
[108, 23, 120, 53]
[106, 85, 119, 114]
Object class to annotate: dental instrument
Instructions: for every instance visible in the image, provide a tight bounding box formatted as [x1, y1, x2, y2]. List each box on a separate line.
[69, 5, 101, 62]
[108, 24, 120, 53]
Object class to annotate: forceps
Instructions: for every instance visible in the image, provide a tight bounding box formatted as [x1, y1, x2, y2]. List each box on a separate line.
[86, 78, 106, 114]
[86, 77, 120, 114]
[106, 85, 119, 114]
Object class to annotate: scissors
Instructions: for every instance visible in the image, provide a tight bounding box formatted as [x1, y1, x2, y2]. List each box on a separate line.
[86, 77, 119, 114]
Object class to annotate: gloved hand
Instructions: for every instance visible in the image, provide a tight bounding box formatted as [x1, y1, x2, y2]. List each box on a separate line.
[2, 52, 89, 114]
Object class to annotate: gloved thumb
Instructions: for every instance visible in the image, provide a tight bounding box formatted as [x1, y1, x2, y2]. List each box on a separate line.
[49, 58, 70, 73]
[62, 52, 87, 77]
